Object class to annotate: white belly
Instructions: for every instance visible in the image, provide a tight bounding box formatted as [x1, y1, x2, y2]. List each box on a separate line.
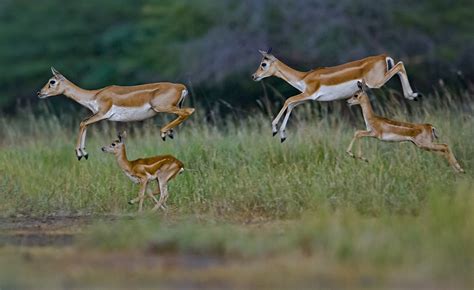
[313, 80, 360, 101]
[108, 105, 156, 122]
[381, 133, 408, 142]
[124, 171, 141, 184]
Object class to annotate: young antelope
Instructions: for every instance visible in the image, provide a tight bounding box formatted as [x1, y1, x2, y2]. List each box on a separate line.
[102, 131, 184, 212]
[346, 82, 464, 173]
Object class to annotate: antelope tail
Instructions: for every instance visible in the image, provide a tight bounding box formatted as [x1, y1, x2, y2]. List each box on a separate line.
[178, 88, 188, 108]
[386, 57, 395, 71]
[432, 127, 439, 140]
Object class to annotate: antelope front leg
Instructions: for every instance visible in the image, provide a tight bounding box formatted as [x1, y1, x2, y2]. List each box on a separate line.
[272, 93, 308, 140]
[347, 130, 372, 161]
[75, 112, 109, 160]
[279, 100, 307, 143]
[152, 178, 169, 212]
[356, 136, 368, 162]
[146, 183, 161, 206]
[129, 187, 154, 205]
[136, 180, 148, 213]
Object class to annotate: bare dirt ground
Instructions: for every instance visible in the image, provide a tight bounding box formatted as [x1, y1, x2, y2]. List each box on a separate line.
[0, 216, 464, 290]
[0, 215, 93, 247]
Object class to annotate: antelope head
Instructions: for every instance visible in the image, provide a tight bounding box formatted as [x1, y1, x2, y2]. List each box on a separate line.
[252, 48, 278, 81]
[101, 131, 127, 155]
[347, 81, 370, 106]
[37, 67, 67, 98]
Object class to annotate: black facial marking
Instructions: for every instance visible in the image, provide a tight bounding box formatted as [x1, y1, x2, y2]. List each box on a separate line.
[263, 57, 269, 61]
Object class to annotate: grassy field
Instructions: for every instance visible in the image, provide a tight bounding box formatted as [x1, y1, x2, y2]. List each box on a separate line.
[0, 90, 473, 288]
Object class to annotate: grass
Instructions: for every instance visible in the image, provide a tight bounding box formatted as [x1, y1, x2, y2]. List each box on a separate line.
[0, 88, 473, 288]
[81, 184, 474, 282]
[0, 94, 472, 218]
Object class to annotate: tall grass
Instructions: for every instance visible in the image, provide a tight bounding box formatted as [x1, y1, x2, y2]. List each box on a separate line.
[0, 87, 472, 218]
[0, 88, 473, 288]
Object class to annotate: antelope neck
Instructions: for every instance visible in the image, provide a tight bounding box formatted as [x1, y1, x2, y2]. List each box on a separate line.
[115, 146, 132, 172]
[274, 60, 308, 92]
[62, 79, 98, 105]
[359, 98, 376, 125]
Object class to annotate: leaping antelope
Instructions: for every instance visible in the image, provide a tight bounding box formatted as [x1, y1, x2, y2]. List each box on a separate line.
[252, 49, 421, 142]
[38, 67, 195, 160]
[346, 82, 464, 173]
[101, 131, 184, 212]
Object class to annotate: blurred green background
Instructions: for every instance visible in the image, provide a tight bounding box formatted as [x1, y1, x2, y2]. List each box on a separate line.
[0, 0, 473, 113]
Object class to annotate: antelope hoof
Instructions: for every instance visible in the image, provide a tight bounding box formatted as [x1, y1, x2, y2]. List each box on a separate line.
[84, 153, 89, 160]
[410, 92, 422, 101]
[128, 200, 135, 205]
[271, 124, 278, 137]
[151, 205, 168, 212]
[168, 131, 174, 139]
[75, 149, 83, 160]
[280, 130, 287, 143]
[160, 132, 167, 141]
[359, 157, 369, 163]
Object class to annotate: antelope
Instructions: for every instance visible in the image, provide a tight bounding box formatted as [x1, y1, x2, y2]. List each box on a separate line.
[252, 49, 421, 142]
[38, 67, 195, 160]
[101, 131, 184, 212]
[346, 82, 464, 173]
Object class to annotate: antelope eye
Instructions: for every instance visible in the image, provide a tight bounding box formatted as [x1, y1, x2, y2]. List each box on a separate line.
[111, 143, 116, 146]
[49, 80, 56, 85]
[261, 63, 267, 68]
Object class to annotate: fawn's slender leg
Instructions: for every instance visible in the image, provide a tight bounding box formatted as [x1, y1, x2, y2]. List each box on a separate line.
[147, 186, 161, 205]
[137, 180, 148, 212]
[152, 178, 169, 211]
[347, 130, 373, 160]
[415, 141, 464, 173]
[356, 136, 368, 162]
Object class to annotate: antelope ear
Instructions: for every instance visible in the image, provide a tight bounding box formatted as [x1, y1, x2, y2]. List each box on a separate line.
[51, 67, 65, 80]
[357, 80, 368, 91]
[118, 131, 127, 142]
[258, 49, 267, 56]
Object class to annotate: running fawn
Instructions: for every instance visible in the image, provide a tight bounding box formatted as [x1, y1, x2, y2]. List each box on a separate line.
[346, 82, 464, 173]
[101, 132, 184, 212]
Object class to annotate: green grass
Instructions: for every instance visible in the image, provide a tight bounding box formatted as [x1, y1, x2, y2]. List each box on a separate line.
[0, 94, 473, 218]
[81, 185, 473, 284]
[0, 91, 473, 288]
